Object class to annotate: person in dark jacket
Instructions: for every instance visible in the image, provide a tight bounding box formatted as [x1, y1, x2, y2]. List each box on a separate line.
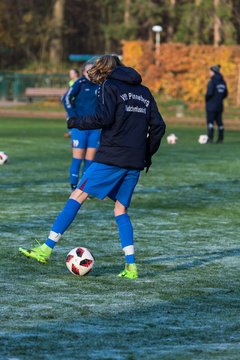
[19, 55, 166, 279]
[205, 64, 228, 143]
[62, 62, 100, 189]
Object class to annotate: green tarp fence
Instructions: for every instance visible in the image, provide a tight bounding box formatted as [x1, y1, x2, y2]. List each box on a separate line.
[0, 72, 68, 101]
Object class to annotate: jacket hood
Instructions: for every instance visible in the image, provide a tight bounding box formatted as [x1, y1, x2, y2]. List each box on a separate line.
[213, 72, 223, 82]
[107, 66, 142, 85]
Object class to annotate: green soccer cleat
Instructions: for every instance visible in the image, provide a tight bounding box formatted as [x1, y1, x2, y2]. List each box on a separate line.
[118, 263, 138, 279]
[19, 243, 52, 264]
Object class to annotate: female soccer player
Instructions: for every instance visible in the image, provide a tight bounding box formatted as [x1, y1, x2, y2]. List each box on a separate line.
[62, 62, 100, 189]
[19, 55, 166, 279]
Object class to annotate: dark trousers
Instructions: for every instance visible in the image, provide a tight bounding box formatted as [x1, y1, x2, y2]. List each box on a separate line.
[206, 111, 224, 142]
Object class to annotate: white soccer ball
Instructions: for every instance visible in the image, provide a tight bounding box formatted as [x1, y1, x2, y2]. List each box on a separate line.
[167, 133, 178, 144]
[0, 151, 8, 165]
[66, 247, 94, 276]
[198, 135, 208, 144]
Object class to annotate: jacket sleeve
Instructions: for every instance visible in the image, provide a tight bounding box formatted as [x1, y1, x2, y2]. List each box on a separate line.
[67, 82, 116, 130]
[62, 80, 83, 118]
[223, 80, 228, 99]
[205, 80, 215, 102]
[145, 95, 166, 172]
[147, 95, 166, 157]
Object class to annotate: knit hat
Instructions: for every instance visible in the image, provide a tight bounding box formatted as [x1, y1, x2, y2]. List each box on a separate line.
[210, 64, 221, 73]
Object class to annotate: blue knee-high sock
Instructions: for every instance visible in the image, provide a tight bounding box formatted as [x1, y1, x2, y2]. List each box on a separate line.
[45, 199, 81, 249]
[82, 159, 93, 176]
[115, 213, 135, 264]
[70, 158, 82, 186]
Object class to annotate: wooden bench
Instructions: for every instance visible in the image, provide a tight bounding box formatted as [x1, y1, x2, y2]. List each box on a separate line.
[25, 87, 67, 102]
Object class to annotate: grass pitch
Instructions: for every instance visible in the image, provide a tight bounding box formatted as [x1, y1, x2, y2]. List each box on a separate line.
[0, 117, 240, 360]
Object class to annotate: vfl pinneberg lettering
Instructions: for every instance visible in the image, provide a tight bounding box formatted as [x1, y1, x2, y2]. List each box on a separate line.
[120, 92, 149, 114]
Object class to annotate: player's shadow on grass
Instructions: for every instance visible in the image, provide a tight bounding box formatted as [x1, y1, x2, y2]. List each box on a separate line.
[136, 179, 239, 194]
[135, 179, 239, 209]
[144, 248, 240, 273]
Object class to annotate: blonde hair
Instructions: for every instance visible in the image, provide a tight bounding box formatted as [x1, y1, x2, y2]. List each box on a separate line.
[87, 55, 123, 84]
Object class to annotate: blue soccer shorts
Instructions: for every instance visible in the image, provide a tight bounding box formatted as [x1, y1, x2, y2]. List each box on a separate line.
[77, 162, 140, 208]
[71, 128, 100, 149]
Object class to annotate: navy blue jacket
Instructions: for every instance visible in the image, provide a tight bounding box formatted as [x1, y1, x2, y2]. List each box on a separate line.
[205, 72, 228, 112]
[62, 76, 99, 117]
[67, 66, 166, 171]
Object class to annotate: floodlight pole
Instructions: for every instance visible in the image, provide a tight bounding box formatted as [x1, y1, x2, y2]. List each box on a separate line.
[152, 25, 163, 66]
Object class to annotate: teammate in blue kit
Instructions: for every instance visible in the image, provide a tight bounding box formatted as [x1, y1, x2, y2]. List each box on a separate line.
[62, 61, 100, 190]
[19, 54, 166, 279]
[63, 69, 80, 139]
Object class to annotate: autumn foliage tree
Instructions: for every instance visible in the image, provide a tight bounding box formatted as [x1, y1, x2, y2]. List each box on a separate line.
[122, 41, 240, 106]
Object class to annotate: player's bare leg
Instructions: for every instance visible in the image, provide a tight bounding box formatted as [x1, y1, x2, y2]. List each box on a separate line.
[70, 189, 89, 203]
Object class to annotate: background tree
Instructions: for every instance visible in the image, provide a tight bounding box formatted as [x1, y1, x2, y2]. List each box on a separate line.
[166, 0, 176, 42]
[49, 0, 66, 67]
[232, 0, 240, 43]
[213, 0, 221, 47]
[0, 0, 239, 70]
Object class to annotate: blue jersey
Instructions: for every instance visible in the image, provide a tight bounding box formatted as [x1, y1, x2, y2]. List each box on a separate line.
[62, 76, 100, 118]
